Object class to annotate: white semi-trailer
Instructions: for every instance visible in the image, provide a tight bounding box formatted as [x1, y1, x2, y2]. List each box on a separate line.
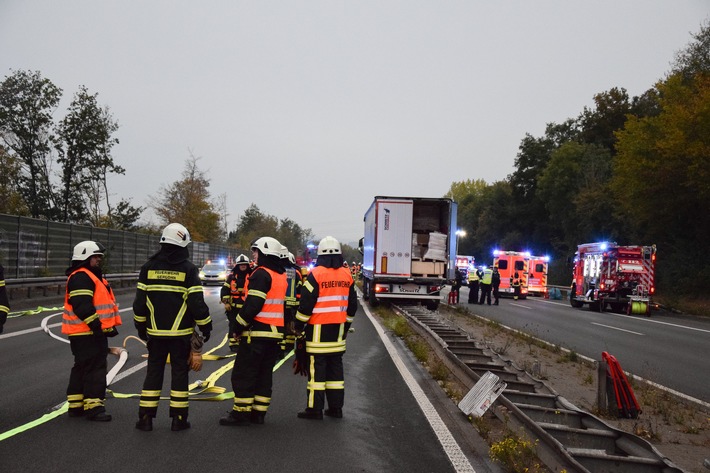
[359, 196, 458, 310]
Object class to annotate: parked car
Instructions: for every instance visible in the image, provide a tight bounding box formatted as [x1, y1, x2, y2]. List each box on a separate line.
[199, 263, 228, 286]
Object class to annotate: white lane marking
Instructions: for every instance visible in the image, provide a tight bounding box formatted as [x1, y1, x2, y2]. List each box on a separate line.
[526, 298, 710, 334]
[607, 311, 710, 334]
[362, 299, 477, 472]
[509, 303, 532, 310]
[591, 322, 644, 336]
[0, 321, 62, 339]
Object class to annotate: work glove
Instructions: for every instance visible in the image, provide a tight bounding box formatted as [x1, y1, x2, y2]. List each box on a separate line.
[106, 327, 119, 338]
[136, 325, 148, 341]
[188, 352, 203, 371]
[88, 319, 103, 336]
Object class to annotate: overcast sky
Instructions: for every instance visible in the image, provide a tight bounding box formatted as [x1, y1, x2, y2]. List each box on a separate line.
[2, 1, 708, 244]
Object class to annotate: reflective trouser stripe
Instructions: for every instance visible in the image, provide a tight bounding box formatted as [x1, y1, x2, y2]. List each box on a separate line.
[232, 397, 253, 413]
[253, 395, 271, 413]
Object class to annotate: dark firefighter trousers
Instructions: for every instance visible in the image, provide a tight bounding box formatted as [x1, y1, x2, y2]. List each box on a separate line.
[468, 281, 479, 303]
[67, 334, 109, 416]
[139, 336, 191, 419]
[479, 283, 492, 304]
[306, 352, 345, 411]
[230, 338, 280, 415]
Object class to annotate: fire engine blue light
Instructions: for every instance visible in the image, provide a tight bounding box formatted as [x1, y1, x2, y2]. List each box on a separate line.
[600, 242, 608, 251]
[544, 256, 550, 262]
[493, 249, 499, 256]
[219, 259, 226, 265]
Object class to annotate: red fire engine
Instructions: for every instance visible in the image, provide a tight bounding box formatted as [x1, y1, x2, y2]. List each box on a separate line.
[570, 242, 657, 315]
[527, 255, 550, 297]
[492, 250, 529, 299]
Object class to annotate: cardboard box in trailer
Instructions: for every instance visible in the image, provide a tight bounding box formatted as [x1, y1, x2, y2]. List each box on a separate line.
[359, 196, 457, 310]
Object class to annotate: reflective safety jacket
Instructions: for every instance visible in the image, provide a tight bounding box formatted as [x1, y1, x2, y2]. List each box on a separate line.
[468, 270, 480, 283]
[221, 269, 251, 311]
[235, 266, 287, 340]
[295, 265, 357, 354]
[481, 268, 493, 285]
[0, 265, 9, 328]
[62, 267, 121, 336]
[133, 256, 211, 338]
[284, 266, 302, 309]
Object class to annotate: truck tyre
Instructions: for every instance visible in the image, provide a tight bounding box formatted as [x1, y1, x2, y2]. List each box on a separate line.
[368, 280, 379, 307]
[363, 279, 370, 301]
[570, 285, 584, 308]
[425, 299, 439, 311]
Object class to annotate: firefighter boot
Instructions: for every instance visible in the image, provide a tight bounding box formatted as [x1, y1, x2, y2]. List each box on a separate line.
[219, 411, 251, 426]
[297, 408, 323, 420]
[86, 407, 112, 422]
[135, 415, 153, 431]
[325, 408, 343, 418]
[171, 415, 191, 431]
[250, 411, 266, 424]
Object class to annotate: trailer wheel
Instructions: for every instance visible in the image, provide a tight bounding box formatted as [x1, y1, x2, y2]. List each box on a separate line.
[368, 281, 379, 307]
[362, 279, 370, 301]
[425, 299, 439, 311]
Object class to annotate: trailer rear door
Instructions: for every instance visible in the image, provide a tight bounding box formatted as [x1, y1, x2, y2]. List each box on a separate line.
[375, 199, 413, 276]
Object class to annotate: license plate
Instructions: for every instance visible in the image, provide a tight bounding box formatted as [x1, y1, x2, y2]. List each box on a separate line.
[398, 284, 421, 293]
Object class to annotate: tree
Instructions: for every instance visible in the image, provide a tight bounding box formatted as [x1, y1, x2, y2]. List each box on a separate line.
[613, 72, 710, 293]
[671, 20, 710, 80]
[231, 204, 313, 256]
[151, 153, 222, 243]
[0, 70, 62, 219]
[0, 146, 29, 215]
[56, 86, 123, 224]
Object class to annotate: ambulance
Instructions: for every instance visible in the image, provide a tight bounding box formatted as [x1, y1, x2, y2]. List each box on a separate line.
[527, 255, 550, 297]
[492, 250, 529, 299]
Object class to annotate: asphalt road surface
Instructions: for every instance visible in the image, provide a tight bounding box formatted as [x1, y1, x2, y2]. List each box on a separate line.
[0, 287, 497, 473]
[452, 286, 710, 404]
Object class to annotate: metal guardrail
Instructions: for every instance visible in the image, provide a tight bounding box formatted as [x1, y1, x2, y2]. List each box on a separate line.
[6, 273, 139, 300]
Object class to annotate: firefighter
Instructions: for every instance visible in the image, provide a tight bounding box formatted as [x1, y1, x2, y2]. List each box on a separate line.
[294, 236, 357, 420]
[467, 266, 480, 304]
[479, 266, 493, 305]
[221, 254, 252, 353]
[511, 271, 521, 300]
[0, 264, 8, 333]
[134, 223, 212, 432]
[220, 236, 287, 426]
[279, 249, 302, 359]
[492, 266, 501, 305]
[63, 241, 121, 421]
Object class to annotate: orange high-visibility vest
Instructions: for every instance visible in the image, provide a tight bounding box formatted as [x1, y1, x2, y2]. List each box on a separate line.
[62, 268, 121, 335]
[309, 266, 352, 325]
[253, 267, 286, 327]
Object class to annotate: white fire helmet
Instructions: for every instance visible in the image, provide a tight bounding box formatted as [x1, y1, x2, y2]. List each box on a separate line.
[317, 236, 341, 255]
[235, 254, 250, 265]
[251, 236, 282, 257]
[288, 252, 296, 265]
[279, 244, 289, 259]
[72, 241, 106, 261]
[160, 223, 191, 247]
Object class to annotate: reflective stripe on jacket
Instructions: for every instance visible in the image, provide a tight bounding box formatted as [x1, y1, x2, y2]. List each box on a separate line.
[62, 268, 121, 335]
[253, 267, 287, 328]
[299, 266, 353, 354]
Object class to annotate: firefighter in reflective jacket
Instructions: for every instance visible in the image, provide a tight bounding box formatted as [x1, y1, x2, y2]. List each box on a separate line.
[220, 236, 288, 426]
[511, 272, 522, 300]
[134, 223, 212, 432]
[294, 236, 357, 420]
[0, 264, 9, 334]
[221, 254, 252, 352]
[279, 249, 302, 359]
[63, 241, 121, 421]
[479, 266, 493, 305]
[467, 266, 480, 304]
